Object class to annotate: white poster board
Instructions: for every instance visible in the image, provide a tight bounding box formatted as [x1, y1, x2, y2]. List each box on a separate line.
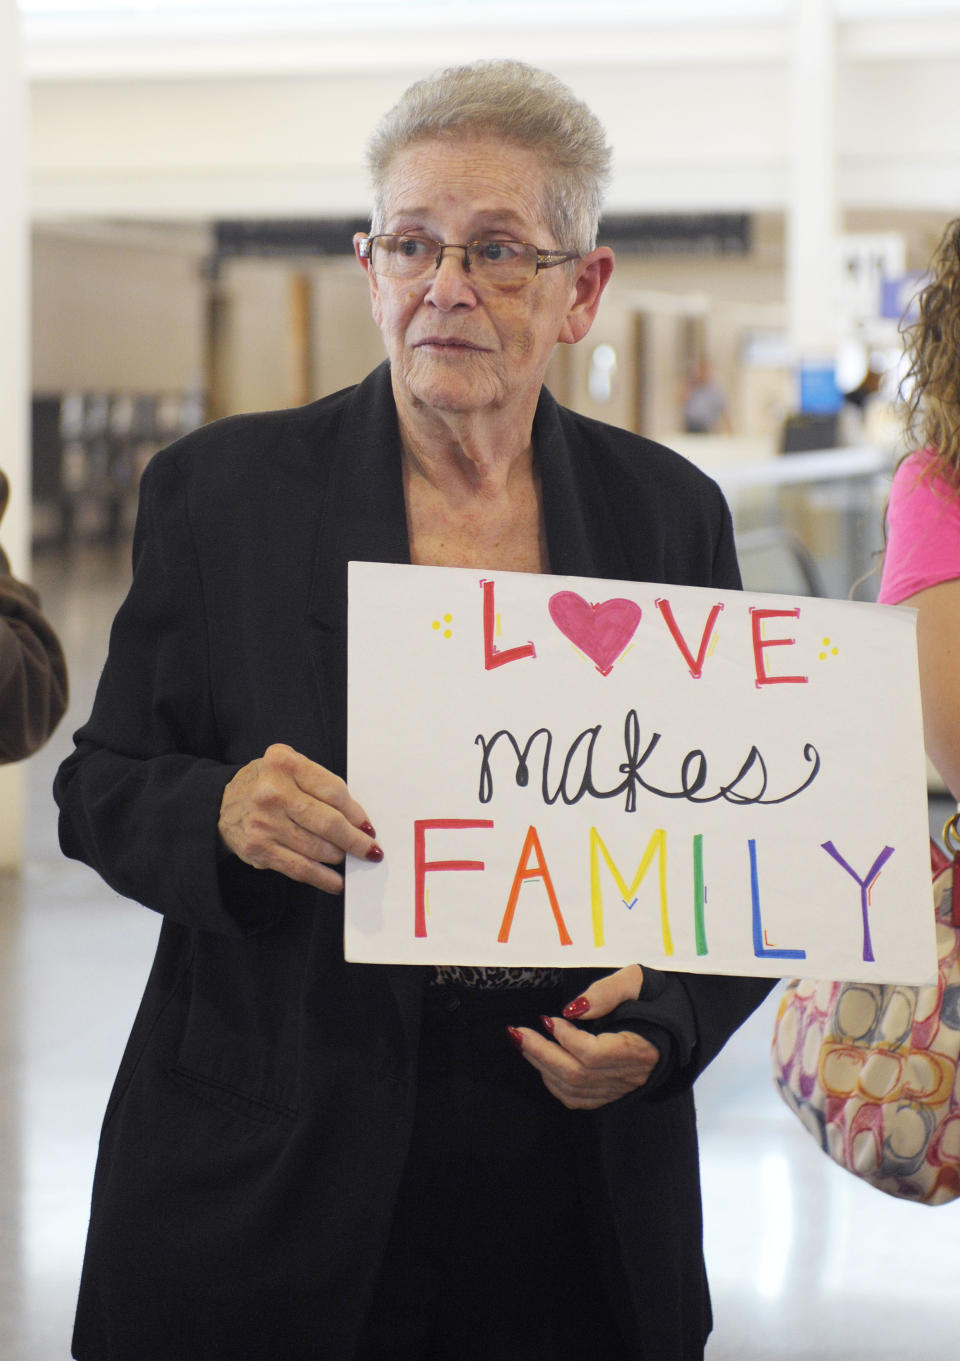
[346, 562, 936, 983]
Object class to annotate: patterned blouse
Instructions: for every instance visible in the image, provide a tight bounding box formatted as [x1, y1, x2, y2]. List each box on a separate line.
[431, 965, 563, 989]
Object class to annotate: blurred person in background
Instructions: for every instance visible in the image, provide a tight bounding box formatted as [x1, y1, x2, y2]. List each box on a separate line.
[879, 218, 960, 799]
[54, 60, 772, 1361]
[0, 467, 68, 762]
[681, 359, 730, 435]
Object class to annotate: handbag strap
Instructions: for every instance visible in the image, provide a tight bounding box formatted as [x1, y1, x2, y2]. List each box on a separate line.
[944, 810, 960, 929]
[944, 810, 960, 850]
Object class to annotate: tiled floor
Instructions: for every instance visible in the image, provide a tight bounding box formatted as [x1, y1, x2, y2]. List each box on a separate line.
[1, 544, 956, 1360]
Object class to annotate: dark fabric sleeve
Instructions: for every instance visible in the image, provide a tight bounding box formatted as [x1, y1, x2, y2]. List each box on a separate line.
[0, 471, 69, 763]
[589, 968, 775, 1097]
[53, 453, 287, 935]
[711, 485, 743, 591]
[0, 560, 69, 764]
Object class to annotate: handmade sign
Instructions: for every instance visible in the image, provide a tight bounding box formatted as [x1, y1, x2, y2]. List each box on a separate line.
[345, 561, 935, 982]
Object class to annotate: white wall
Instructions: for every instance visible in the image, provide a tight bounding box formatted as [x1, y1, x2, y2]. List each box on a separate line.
[32, 227, 207, 394]
[24, 10, 960, 222]
[1, 0, 29, 867]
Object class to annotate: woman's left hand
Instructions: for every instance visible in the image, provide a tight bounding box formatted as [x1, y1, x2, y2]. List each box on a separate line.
[509, 965, 659, 1110]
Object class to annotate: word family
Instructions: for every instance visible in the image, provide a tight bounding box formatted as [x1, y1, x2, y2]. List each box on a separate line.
[412, 818, 894, 964]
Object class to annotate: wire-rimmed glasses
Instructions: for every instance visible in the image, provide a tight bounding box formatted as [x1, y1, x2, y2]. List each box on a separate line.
[358, 234, 580, 290]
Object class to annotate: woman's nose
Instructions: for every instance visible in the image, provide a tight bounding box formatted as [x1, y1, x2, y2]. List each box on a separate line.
[424, 249, 478, 309]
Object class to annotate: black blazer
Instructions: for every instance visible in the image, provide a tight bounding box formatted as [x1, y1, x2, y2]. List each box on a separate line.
[56, 363, 773, 1361]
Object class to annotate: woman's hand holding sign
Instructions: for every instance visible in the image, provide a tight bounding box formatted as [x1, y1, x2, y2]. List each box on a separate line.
[218, 743, 384, 894]
[508, 964, 660, 1110]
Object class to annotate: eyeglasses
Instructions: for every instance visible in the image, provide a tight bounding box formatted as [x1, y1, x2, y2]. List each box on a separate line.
[358, 234, 580, 290]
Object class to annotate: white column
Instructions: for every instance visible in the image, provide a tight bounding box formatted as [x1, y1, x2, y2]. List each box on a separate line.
[0, 0, 29, 868]
[786, 0, 839, 371]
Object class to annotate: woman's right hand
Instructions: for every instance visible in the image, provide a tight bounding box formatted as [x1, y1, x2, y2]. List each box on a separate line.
[218, 743, 383, 894]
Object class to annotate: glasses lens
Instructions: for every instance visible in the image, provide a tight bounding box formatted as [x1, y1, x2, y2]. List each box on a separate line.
[467, 239, 537, 286]
[371, 235, 435, 278]
[369, 235, 539, 287]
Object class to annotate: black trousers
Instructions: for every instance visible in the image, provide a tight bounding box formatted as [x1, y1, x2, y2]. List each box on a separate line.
[355, 982, 638, 1361]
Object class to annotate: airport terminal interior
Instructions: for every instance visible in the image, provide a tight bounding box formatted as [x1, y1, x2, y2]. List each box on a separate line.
[3, 1, 960, 1357]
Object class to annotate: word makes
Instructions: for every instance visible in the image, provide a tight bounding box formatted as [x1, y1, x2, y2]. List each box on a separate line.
[413, 819, 893, 962]
[475, 711, 821, 810]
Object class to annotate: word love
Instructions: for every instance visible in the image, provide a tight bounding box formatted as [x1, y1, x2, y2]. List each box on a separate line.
[413, 819, 894, 963]
[482, 578, 807, 685]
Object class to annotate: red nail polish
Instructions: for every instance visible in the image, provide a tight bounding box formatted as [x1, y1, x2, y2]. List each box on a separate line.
[540, 1014, 555, 1033]
[506, 1026, 524, 1051]
[365, 843, 384, 863]
[360, 822, 377, 838]
[563, 996, 590, 1019]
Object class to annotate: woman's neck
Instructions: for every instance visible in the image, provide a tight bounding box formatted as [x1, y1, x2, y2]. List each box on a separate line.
[398, 407, 548, 573]
[395, 394, 538, 503]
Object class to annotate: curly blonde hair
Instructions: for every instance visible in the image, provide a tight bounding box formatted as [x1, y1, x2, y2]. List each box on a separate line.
[901, 218, 960, 486]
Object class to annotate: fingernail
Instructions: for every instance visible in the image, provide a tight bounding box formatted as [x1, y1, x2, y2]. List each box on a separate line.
[540, 1014, 555, 1034]
[506, 1026, 524, 1051]
[365, 843, 384, 863]
[563, 996, 590, 1019]
[360, 821, 377, 838]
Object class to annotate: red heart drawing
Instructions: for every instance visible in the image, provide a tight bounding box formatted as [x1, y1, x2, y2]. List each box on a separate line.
[547, 592, 642, 676]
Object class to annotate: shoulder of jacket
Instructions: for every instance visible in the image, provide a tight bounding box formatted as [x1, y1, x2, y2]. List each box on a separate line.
[553, 401, 723, 498]
[143, 382, 358, 489]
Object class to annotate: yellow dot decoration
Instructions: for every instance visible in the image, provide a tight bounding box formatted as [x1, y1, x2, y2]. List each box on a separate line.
[818, 636, 840, 661]
[432, 612, 454, 640]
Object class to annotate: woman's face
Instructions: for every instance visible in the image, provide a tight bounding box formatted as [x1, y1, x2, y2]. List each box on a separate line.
[356, 137, 596, 426]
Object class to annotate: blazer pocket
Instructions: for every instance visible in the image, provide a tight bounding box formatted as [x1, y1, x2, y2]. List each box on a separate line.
[167, 1062, 298, 1126]
[174, 923, 308, 1117]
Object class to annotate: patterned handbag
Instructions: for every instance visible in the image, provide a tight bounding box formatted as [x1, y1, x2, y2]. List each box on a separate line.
[772, 815, 960, 1205]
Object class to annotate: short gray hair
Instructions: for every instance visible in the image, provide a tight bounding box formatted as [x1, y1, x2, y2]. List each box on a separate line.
[366, 59, 612, 254]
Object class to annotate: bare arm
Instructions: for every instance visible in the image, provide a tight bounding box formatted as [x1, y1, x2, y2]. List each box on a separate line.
[899, 578, 960, 800]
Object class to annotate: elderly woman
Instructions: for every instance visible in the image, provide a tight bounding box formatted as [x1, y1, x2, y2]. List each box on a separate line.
[56, 60, 772, 1361]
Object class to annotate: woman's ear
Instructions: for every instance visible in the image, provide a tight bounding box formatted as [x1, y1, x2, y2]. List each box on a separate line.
[557, 247, 615, 346]
[354, 233, 383, 328]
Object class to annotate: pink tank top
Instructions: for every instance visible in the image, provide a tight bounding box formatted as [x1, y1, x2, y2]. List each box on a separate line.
[878, 449, 960, 605]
